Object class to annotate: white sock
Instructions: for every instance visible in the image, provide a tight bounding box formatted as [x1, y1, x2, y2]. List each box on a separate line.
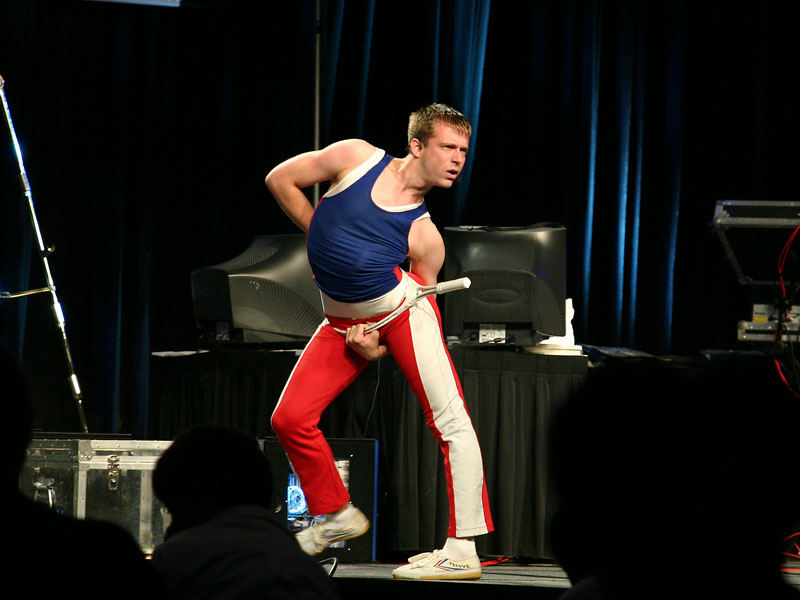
[442, 536, 476, 560]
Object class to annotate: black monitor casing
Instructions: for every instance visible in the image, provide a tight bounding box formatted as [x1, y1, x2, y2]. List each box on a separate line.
[190, 235, 323, 346]
[442, 224, 567, 347]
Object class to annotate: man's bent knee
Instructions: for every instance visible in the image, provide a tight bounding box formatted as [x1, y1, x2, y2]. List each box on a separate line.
[270, 404, 294, 438]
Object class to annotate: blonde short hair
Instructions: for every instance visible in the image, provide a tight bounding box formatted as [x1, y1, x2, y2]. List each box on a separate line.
[407, 103, 472, 151]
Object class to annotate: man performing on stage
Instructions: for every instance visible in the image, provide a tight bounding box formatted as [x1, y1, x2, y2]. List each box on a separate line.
[265, 103, 493, 580]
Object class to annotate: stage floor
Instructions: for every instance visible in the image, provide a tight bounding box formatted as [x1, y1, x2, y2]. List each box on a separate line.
[337, 560, 571, 588]
[332, 560, 800, 600]
[332, 561, 571, 600]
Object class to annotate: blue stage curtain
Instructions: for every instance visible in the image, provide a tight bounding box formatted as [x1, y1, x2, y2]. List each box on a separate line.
[320, 0, 345, 147]
[446, 0, 491, 225]
[318, 0, 491, 226]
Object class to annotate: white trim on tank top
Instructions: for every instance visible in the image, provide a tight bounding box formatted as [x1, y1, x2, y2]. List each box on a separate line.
[323, 146, 430, 218]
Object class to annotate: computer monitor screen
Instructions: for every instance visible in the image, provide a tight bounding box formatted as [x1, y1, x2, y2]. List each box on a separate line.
[442, 224, 567, 346]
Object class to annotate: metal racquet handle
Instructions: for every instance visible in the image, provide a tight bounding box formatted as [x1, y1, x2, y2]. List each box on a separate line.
[362, 276, 471, 334]
[434, 277, 471, 294]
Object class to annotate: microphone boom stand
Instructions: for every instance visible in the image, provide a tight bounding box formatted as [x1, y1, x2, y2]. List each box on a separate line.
[0, 74, 88, 433]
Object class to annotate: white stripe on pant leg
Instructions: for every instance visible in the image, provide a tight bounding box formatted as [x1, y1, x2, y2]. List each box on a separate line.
[407, 300, 489, 537]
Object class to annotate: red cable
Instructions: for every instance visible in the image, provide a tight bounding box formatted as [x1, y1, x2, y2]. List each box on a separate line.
[774, 358, 800, 399]
[783, 533, 800, 562]
[480, 557, 511, 566]
[774, 226, 800, 396]
[778, 225, 800, 297]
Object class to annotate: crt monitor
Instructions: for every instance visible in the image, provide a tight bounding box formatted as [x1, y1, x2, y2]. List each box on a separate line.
[190, 235, 323, 345]
[442, 224, 567, 346]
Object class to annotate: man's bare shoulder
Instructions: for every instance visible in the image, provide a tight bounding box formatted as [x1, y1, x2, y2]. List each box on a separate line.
[322, 139, 377, 171]
[318, 139, 378, 186]
[266, 139, 378, 193]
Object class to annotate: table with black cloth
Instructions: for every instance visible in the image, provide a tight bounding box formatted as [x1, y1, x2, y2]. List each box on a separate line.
[149, 345, 588, 560]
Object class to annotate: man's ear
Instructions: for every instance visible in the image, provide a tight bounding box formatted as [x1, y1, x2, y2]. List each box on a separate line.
[409, 137, 423, 158]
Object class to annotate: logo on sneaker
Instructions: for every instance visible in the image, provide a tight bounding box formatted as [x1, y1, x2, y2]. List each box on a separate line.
[321, 529, 352, 540]
[435, 559, 473, 571]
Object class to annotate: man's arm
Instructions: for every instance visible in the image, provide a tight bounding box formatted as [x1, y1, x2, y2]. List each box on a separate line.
[407, 217, 445, 286]
[265, 139, 375, 233]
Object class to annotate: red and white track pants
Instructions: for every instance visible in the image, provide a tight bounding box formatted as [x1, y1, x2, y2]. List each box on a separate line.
[270, 272, 493, 538]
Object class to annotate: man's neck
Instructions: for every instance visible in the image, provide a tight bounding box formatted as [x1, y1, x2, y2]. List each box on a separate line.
[390, 155, 431, 203]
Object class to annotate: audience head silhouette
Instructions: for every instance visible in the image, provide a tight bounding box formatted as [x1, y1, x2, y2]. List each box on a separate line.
[153, 425, 274, 537]
[151, 425, 339, 599]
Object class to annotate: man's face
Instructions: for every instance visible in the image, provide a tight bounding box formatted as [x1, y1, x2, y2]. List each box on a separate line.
[415, 122, 470, 188]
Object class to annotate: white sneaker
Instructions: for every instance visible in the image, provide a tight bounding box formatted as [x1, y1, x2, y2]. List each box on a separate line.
[295, 507, 370, 556]
[392, 549, 482, 580]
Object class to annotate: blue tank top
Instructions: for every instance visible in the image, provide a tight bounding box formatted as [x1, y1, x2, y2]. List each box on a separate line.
[307, 149, 429, 302]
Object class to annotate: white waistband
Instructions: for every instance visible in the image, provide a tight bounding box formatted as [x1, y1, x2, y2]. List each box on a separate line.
[321, 274, 409, 319]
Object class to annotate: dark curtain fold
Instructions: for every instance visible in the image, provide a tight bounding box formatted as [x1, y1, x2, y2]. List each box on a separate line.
[577, 0, 602, 341]
[355, 1, 375, 139]
[661, 1, 685, 354]
[626, 8, 646, 348]
[0, 1, 40, 367]
[611, 1, 634, 345]
[320, 0, 345, 148]
[447, 0, 491, 225]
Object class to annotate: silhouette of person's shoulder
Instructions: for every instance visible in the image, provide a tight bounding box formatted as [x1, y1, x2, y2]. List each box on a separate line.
[7, 492, 170, 599]
[152, 504, 339, 600]
[1, 343, 170, 599]
[551, 360, 800, 600]
[149, 425, 339, 599]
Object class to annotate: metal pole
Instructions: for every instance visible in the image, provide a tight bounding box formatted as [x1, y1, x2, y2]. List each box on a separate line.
[313, 0, 321, 206]
[0, 74, 88, 433]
